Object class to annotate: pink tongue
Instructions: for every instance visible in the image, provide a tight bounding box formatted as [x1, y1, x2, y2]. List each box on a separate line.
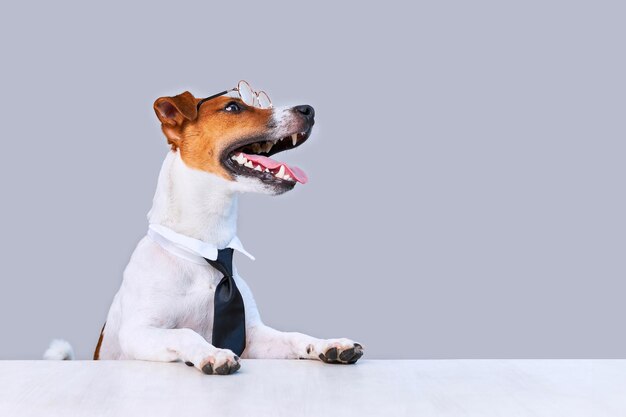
[242, 153, 308, 184]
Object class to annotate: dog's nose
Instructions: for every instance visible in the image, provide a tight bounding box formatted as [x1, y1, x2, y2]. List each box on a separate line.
[294, 105, 315, 120]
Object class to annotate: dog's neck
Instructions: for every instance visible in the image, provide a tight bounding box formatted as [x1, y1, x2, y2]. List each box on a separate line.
[147, 151, 239, 247]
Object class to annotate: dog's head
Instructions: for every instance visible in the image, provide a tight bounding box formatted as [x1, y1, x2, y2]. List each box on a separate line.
[153, 91, 314, 195]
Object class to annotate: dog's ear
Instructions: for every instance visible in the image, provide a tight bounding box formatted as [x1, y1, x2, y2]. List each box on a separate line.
[154, 91, 198, 127]
[154, 92, 198, 149]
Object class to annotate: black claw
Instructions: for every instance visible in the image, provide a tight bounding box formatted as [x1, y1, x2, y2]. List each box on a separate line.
[339, 348, 355, 362]
[348, 349, 363, 364]
[185, 361, 194, 367]
[214, 360, 240, 375]
[325, 347, 338, 361]
[347, 344, 364, 364]
[214, 363, 231, 375]
[201, 363, 214, 375]
[319, 353, 327, 362]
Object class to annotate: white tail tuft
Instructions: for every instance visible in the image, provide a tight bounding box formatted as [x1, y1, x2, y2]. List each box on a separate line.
[43, 339, 75, 360]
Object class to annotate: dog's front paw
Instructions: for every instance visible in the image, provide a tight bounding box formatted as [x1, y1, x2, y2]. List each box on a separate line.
[198, 349, 241, 375]
[317, 339, 364, 364]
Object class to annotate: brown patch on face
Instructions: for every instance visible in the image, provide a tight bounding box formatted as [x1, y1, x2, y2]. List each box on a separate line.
[154, 92, 273, 180]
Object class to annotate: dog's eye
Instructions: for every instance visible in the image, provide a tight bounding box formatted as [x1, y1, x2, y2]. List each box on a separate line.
[224, 102, 242, 113]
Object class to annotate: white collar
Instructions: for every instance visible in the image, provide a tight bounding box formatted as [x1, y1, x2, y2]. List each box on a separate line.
[147, 223, 255, 266]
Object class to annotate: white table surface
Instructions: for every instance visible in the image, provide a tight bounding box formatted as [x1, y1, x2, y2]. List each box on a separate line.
[0, 359, 623, 417]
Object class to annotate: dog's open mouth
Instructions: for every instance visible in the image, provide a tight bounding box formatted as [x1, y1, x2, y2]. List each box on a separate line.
[225, 128, 311, 185]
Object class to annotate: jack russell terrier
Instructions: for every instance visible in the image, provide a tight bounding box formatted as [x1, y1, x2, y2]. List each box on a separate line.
[45, 82, 363, 375]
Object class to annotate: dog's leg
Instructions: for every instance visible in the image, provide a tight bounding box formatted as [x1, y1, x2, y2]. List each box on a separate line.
[244, 324, 363, 364]
[236, 276, 364, 364]
[119, 325, 241, 375]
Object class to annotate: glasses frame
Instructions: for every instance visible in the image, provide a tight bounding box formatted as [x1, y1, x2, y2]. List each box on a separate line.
[196, 80, 272, 111]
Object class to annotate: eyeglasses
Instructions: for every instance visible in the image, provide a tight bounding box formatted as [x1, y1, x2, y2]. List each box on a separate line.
[196, 80, 272, 111]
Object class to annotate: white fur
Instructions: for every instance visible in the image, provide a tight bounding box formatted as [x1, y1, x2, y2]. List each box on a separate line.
[271, 106, 301, 136]
[92, 149, 360, 372]
[44, 339, 74, 360]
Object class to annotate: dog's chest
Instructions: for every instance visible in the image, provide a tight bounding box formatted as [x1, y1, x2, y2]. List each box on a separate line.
[169, 267, 221, 337]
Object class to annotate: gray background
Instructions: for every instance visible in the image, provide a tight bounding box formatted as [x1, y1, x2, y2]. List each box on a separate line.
[0, 1, 624, 360]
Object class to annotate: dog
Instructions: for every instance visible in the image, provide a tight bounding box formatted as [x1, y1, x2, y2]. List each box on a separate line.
[45, 87, 363, 375]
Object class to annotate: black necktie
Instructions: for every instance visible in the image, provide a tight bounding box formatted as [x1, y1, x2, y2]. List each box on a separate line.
[204, 248, 246, 356]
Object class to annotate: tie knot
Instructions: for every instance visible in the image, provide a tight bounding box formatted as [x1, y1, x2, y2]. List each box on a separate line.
[205, 247, 234, 277]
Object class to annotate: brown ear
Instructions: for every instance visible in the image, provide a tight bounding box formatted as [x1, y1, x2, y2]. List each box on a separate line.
[154, 91, 198, 127]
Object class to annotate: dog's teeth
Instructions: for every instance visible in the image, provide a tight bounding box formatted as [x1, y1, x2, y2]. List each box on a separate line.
[284, 174, 292, 181]
[264, 168, 270, 173]
[276, 165, 285, 178]
[264, 142, 273, 153]
[291, 134, 298, 146]
[244, 161, 254, 168]
[254, 165, 262, 171]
